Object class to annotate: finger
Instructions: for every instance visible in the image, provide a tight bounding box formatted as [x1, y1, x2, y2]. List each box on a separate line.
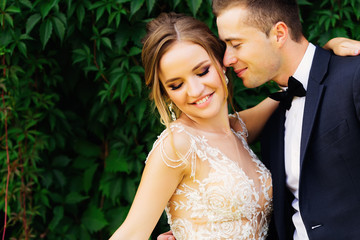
[334, 46, 360, 56]
[157, 236, 175, 240]
[157, 230, 174, 240]
[343, 41, 360, 56]
[344, 47, 360, 56]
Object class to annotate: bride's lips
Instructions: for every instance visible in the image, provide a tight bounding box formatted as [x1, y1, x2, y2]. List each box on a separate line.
[234, 68, 247, 78]
[191, 92, 214, 106]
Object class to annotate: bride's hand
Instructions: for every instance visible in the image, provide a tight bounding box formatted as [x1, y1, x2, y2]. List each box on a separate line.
[323, 37, 360, 56]
[157, 230, 175, 240]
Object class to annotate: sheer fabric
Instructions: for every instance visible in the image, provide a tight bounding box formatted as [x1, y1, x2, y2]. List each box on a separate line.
[146, 115, 273, 239]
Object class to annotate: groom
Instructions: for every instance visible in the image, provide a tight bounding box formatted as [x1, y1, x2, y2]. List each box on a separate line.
[213, 0, 360, 239]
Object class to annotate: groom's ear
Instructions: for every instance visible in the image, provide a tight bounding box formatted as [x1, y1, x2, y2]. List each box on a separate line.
[271, 21, 288, 47]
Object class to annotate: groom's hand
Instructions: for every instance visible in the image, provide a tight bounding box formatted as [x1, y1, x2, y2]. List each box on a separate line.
[157, 230, 175, 240]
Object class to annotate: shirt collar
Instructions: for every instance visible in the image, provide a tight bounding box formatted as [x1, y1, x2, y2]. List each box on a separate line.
[292, 43, 316, 91]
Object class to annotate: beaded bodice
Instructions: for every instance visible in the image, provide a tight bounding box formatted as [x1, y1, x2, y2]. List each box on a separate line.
[147, 116, 272, 239]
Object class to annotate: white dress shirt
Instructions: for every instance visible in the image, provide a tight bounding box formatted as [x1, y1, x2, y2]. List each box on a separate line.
[284, 43, 316, 240]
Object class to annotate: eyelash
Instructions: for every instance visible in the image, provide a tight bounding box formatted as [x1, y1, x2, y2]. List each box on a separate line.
[197, 66, 210, 77]
[170, 83, 183, 90]
[169, 66, 210, 90]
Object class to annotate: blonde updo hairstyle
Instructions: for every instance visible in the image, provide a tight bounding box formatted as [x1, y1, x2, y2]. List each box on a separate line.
[142, 12, 229, 129]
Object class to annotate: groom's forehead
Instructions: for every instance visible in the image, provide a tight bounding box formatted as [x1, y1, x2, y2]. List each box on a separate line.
[217, 15, 259, 42]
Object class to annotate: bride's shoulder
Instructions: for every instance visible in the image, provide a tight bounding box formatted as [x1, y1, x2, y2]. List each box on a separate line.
[229, 112, 248, 138]
[145, 122, 194, 169]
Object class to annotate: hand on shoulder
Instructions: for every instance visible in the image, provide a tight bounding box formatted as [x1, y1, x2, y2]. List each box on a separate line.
[323, 37, 360, 56]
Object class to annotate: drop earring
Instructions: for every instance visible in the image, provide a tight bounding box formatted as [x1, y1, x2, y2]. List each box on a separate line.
[168, 102, 177, 121]
[223, 70, 229, 84]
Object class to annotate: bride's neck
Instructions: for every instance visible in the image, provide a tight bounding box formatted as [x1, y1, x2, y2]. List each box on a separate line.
[178, 111, 231, 135]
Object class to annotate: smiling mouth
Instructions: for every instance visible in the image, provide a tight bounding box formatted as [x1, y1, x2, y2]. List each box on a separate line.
[235, 68, 247, 77]
[196, 95, 209, 105]
[193, 93, 213, 105]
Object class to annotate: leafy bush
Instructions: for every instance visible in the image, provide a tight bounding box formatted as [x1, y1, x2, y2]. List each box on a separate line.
[0, 0, 359, 239]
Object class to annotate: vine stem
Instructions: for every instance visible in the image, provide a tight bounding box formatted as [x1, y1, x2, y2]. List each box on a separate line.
[18, 146, 29, 240]
[1, 89, 10, 240]
[1, 13, 10, 239]
[93, 40, 109, 84]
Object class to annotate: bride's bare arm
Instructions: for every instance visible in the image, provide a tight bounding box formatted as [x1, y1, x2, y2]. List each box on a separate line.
[231, 97, 278, 144]
[109, 140, 185, 240]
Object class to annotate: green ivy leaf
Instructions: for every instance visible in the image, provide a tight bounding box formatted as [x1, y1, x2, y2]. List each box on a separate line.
[119, 75, 129, 103]
[95, 6, 106, 22]
[40, 0, 56, 19]
[1, 0, 6, 11]
[48, 206, 64, 231]
[105, 150, 128, 173]
[17, 41, 27, 57]
[135, 100, 147, 124]
[128, 46, 142, 56]
[4, 13, 13, 28]
[298, 0, 312, 5]
[83, 164, 98, 193]
[53, 169, 66, 187]
[129, 73, 142, 96]
[82, 205, 108, 233]
[6, 5, 21, 13]
[39, 19, 53, 49]
[65, 192, 89, 204]
[123, 178, 137, 203]
[52, 16, 66, 42]
[19, 0, 33, 9]
[146, 0, 156, 14]
[76, 5, 85, 27]
[130, 0, 145, 17]
[172, 0, 181, 9]
[101, 37, 112, 49]
[52, 155, 71, 167]
[186, 0, 202, 16]
[26, 13, 41, 34]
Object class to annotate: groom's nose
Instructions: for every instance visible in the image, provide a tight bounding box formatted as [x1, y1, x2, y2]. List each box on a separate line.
[223, 48, 237, 67]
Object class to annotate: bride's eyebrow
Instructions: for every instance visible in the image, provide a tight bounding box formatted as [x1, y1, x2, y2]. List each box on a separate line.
[165, 77, 180, 84]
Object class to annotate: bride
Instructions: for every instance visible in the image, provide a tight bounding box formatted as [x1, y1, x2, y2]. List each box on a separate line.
[109, 12, 277, 240]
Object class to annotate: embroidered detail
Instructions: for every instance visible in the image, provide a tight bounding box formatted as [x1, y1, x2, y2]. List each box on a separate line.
[146, 115, 273, 239]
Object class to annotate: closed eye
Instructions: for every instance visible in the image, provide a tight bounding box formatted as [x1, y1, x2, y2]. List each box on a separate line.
[197, 66, 209, 77]
[170, 82, 183, 90]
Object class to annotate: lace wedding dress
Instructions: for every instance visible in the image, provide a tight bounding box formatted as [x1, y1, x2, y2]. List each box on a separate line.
[146, 116, 273, 240]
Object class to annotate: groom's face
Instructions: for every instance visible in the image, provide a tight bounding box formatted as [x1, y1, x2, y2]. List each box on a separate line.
[217, 6, 282, 88]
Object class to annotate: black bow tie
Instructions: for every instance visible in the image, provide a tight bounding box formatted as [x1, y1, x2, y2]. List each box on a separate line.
[269, 76, 306, 110]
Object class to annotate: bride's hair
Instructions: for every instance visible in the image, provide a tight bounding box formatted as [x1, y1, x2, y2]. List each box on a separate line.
[141, 12, 230, 128]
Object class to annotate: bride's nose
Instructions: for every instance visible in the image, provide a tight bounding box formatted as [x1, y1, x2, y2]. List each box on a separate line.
[187, 78, 204, 98]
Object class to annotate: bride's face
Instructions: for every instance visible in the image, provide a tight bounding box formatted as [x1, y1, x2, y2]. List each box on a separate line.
[159, 41, 227, 121]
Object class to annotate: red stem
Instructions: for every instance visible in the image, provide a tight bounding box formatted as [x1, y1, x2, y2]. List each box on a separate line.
[1, 89, 10, 240]
[93, 40, 109, 84]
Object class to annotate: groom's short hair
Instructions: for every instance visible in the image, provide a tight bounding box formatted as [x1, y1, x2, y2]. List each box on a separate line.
[212, 0, 303, 42]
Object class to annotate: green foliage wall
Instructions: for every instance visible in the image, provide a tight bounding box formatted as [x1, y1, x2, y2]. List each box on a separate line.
[0, 0, 359, 239]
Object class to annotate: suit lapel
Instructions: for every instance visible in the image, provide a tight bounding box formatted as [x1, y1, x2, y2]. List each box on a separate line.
[300, 47, 331, 168]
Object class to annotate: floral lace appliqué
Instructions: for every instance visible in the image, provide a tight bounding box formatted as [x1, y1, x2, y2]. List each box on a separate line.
[147, 116, 273, 240]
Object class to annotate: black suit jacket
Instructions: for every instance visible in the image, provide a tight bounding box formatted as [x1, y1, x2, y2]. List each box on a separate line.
[261, 46, 360, 240]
